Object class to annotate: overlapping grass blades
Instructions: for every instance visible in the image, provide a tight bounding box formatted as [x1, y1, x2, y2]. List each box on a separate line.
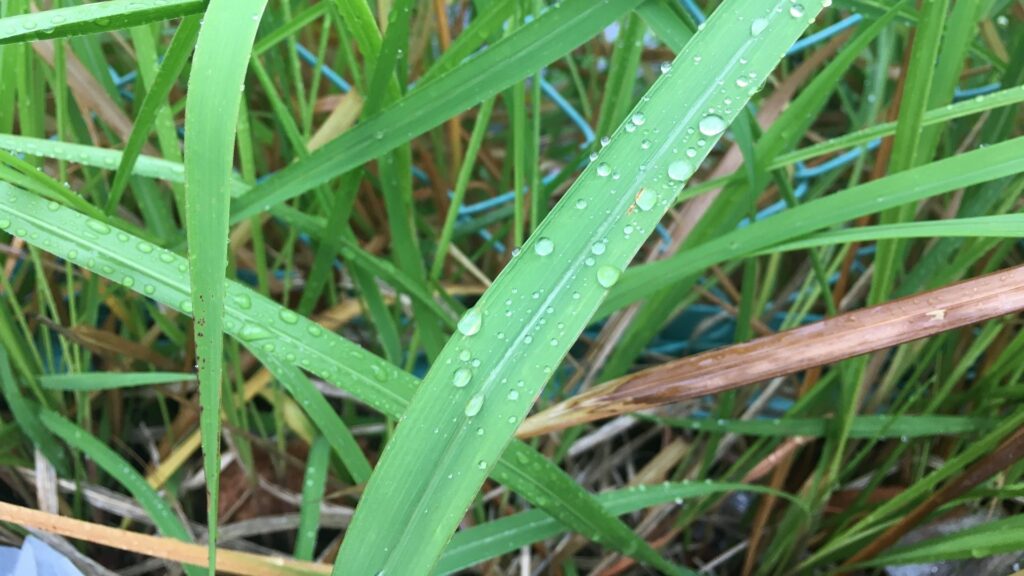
[0, 180, 677, 574]
[334, 0, 823, 573]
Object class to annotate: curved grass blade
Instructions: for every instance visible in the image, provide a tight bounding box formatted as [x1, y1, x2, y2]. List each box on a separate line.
[231, 0, 644, 222]
[37, 409, 204, 576]
[106, 15, 201, 213]
[40, 371, 196, 391]
[0, 181, 676, 573]
[0, 0, 204, 45]
[335, 0, 824, 573]
[437, 481, 805, 575]
[600, 136, 1024, 316]
[182, 1, 267, 571]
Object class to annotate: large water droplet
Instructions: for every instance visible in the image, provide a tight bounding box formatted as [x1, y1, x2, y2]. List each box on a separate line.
[668, 160, 694, 182]
[698, 115, 726, 136]
[597, 266, 621, 288]
[534, 237, 554, 256]
[452, 367, 472, 388]
[750, 17, 769, 36]
[635, 188, 657, 211]
[279, 310, 299, 324]
[457, 308, 482, 336]
[596, 162, 612, 177]
[240, 324, 271, 341]
[464, 394, 484, 417]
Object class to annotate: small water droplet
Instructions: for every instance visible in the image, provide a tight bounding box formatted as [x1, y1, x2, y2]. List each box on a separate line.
[660, 61, 672, 74]
[136, 242, 154, 253]
[477, 460, 487, 470]
[457, 308, 482, 336]
[591, 242, 606, 255]
[600, 136, 610, 147]
[750, 17, 769, 36]
[453, 367, 472, 388]
[575, 198, 588, 209]
[635, 188, 657, 211]
[698, 114, 726, 136]
[668, 160, 694, 181]
[789, 4, 805, 17]
[86, 220, 111, 235]
[597, 265, 621, 288]
[596, 162, 612, 177]
[47, 201, 60, 211]
[534, 237, 554, 256]
[464, 394, 484, 417]
[630, 112, 646, 126]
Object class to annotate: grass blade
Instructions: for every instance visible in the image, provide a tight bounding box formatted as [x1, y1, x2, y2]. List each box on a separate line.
[39, 371, 196, 391]
[335, 0, 823, 572]
[0, 0, 203, 45]
[182, 1, 267, 571]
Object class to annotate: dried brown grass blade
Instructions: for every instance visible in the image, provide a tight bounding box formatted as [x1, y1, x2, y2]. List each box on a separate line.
[519, 265, 1024, 438]
[0, 500, 330, 575]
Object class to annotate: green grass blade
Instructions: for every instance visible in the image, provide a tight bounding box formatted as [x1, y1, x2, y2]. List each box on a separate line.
[37, 409, 204, 576]
[437, 481, 805, 575]
[0, 347, 69, 475]
[600, 136, 1024, 316]
[648, 414, 993, 439]
[106, 16, 200, 213]
[294, 434, 330, 562]
[230, 0, 644, 223]
[39, 371, 196, 391]
[759, 215, 1024, 254]
[0, 0, 203, 45]
[0, 180, 672, 573]
[182, 1, 267, 571]
[859, 515, 1024, 567]
[255, 350, 372, 484]
[335, 0, 822, 572]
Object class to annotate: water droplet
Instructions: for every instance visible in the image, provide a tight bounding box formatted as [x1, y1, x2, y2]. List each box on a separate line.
[0, 219, 10, 229]
[47, 201, 60, 211]
[143, 284, 156, 295]
[534, 237, 554, 256]
[668, 160, 694, 181]
[307, 325, 323, 336]
[575, 198, 588, 209]
[457, 308, 482, 336]
[66, 249, 77, 260]
[660, 61, 672, 74]
[635, 188, 657, 211]
[477, 460, 487, 470]
[122, 276, 135, 287]
[464, 394, 484, 417]
[240, 324, 271, 341]
[86, 220, 111, 235]
[630, 112, 646, 126]
[640, 139, 651, 150]
[234, 293, 252, 309]
[600, 136, 610, 147]
[698, 114, 726, 136]
[159, 252, 175, 263]
[136, 242, 154, 253]
[181, 300, 194, 313]
[596, 163, 612, 177]
[789, 4, 805, 17]
[453, 367, 472, 388]
[279, 310, 299, 324]
[591, 242, 606, 255]
[507, 390, 520, 400]
[597, 265, 621, 288]
[750, 17, 769, 36]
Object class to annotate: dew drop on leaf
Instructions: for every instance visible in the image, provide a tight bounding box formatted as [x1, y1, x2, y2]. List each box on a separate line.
[457, 308, 482, 336]
[597, 265, 621, 288]
[668, 160, 693, 182]
[452, 367, 472, 388]
[698, 114, 726, 136]
[534, 237, 554, 256]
